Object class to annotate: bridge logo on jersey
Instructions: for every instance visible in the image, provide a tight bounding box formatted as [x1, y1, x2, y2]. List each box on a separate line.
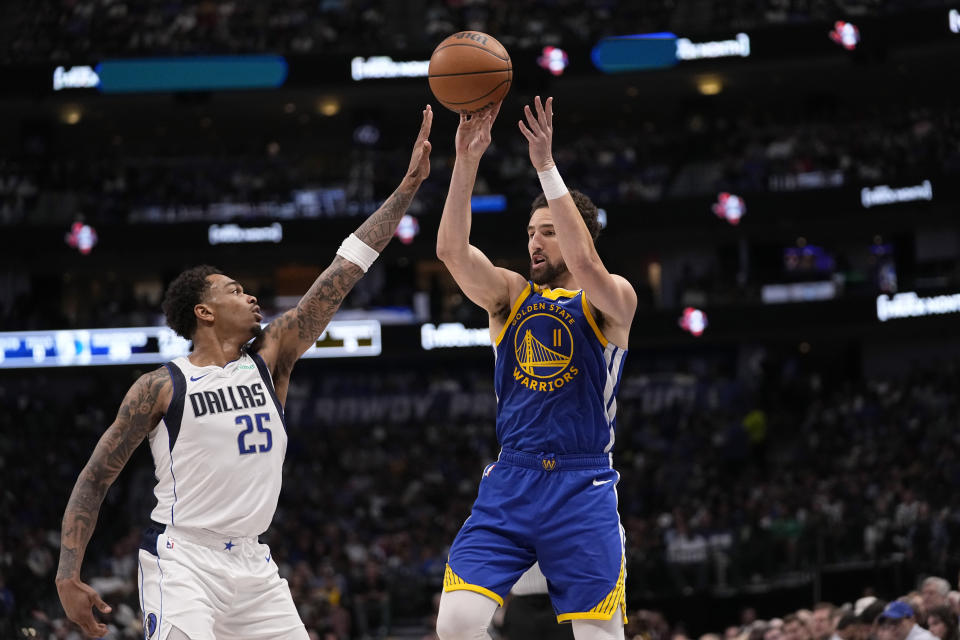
[510, 304, 580, 393]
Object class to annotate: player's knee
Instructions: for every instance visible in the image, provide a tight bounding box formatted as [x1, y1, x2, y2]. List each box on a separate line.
[166, 626, 193, 640]
[436, 591, 496, 640]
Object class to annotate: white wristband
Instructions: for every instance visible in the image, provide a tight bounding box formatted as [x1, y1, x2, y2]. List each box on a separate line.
[537, 166, 568, 200]
[336, 233, 379, 273]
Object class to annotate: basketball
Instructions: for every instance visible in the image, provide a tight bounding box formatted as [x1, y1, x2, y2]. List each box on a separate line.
[428, 31, 512, 114]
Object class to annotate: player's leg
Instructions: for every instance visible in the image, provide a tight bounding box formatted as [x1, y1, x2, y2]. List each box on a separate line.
[439, 463, 539, 638]
[139, 531, 219, 640]
[167, 627, 193, 640]
[571, 610, 625, 640]
[436, 589, 500, 640]
[215, 541, 308, 640]
[536, 468, 626, 632]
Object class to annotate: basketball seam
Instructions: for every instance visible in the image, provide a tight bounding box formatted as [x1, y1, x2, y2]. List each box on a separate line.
[436, 77, 511, 106]
[431, 42, 511, 62]
[429, 68, 513, 78]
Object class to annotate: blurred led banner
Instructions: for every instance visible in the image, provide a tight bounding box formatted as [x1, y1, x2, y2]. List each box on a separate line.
[876, 291, 960, 322]
[350, 56, 430, 81]
[95, 56, 288, 93]
[591, 33, 678, 72]
[592, 32, 750, 72]
[421, 323, 490, 350]
[861, 179, 933, 208]
[0, 320, 379, 369]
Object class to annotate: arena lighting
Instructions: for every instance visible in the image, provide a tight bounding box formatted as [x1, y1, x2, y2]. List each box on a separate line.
[860, 180, 933, 208]
[421, 323, 491, 350]
[65, 222, 97, 254]
[52, 65, 100, 91]
[712, 192, 745, 225]
[951, 9, 960, 33]
[350, 56, 430, 81]
[537, 46, 570, 76]
[208, 223, 282, 245]
[395, 214, 419, 244]
[0, 320, 381, 369]
[876, 291, 960, 322]
[678, 307, 708, 337]
[829, 21, 861, 50]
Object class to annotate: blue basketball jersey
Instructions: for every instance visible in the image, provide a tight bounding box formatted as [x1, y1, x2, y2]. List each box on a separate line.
[493, 282, 627, 455]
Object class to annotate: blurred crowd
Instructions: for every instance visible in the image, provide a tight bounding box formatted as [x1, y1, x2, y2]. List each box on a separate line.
[3, 0, 953, 63]
[1, 353, 958, 638]
[3, 99, 958, 228]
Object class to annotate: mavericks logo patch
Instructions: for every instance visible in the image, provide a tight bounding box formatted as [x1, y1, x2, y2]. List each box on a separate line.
[145, 612, 158, 638]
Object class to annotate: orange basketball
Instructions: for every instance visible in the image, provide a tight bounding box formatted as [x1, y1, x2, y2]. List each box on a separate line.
[428, 32, 512, 114]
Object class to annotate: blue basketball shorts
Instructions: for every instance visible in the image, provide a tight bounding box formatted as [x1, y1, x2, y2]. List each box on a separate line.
[444, 449, 626, 623]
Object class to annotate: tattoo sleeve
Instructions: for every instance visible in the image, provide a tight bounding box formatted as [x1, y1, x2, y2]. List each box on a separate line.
[56, 368, 168, 582]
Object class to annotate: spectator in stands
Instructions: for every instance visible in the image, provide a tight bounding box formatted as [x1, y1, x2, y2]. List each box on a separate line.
[811, 603, 838, 640]
[783, 614, 814, 640]
[925, 606, 959, 640]
[921, 578, 951, 616]
[834, 612, 859, 640]
[875, 602, 936, 640]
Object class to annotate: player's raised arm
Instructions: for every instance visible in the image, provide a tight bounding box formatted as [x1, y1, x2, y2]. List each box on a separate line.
[519, 96, 637, 328]
[436, 103, 526, 324]
[56, 367, 171, 638]
[254, 106, 433, 385]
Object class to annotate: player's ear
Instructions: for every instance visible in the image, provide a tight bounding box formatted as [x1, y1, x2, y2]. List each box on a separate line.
[195, 303, 214, 323]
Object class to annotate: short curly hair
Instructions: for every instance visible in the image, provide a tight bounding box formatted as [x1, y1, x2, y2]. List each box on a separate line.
[162, 265, 223, 339]
[530, 189, 601, 243]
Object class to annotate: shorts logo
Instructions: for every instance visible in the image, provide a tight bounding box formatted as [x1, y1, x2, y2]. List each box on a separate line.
[483, 463, 496, 477]
[541, 459, 557, 471]
[165, 539, 174, 550]
[145, 612, 158, 638]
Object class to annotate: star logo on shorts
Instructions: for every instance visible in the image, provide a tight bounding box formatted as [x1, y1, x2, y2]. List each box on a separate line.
[224, 540, 235, 551]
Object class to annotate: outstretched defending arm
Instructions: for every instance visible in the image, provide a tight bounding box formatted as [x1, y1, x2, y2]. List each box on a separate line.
[436, 104, 526, 329]
[254, 106, 433, 399]
[56, 368, 171, 638]
[519, 96, 637, 329]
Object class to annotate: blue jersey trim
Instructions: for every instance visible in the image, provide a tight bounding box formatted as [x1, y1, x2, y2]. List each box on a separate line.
[162, 362, 186, 452]
[252, 353, 286, 430]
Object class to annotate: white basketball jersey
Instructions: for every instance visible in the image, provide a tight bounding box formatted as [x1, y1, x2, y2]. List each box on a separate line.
[148, 351, 287, 537]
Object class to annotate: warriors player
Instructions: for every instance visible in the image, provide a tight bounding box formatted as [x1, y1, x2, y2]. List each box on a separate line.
[435, 97, 636, 640]
[55, 106, 433, 639]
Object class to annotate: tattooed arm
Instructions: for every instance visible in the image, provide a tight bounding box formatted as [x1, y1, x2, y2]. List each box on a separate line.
[253, 106, 433, 402]
[56, 367, 170, 638]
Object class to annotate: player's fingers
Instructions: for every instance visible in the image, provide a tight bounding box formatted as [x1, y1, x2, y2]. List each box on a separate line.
[545, 97, 553, 126]
[523, 105, 542, 135]
[518, 120, 534, 141]
[490, 101, 502, 122]
[94, 596, 111, 613]
[534, 95, 546, 123]
[460, 112, 467, 125]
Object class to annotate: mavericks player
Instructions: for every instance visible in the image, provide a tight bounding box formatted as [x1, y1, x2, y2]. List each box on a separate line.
[55, 106, 433, 639]
[435, 98, 636, 640]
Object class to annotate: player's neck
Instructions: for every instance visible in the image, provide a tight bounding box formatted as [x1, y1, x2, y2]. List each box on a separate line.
[189, 330, 246, 367]
[542, 273, 578, 292]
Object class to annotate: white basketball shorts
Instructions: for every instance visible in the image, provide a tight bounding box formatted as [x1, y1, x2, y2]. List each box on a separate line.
[138, 525, 308, 640]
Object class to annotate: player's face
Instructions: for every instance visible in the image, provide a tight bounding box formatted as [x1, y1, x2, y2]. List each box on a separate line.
[203, 274, 262, 338]
[528, 207, 567, 285]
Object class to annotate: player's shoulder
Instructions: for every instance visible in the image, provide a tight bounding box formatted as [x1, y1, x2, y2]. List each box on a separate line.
[130, 365, 175, 409]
